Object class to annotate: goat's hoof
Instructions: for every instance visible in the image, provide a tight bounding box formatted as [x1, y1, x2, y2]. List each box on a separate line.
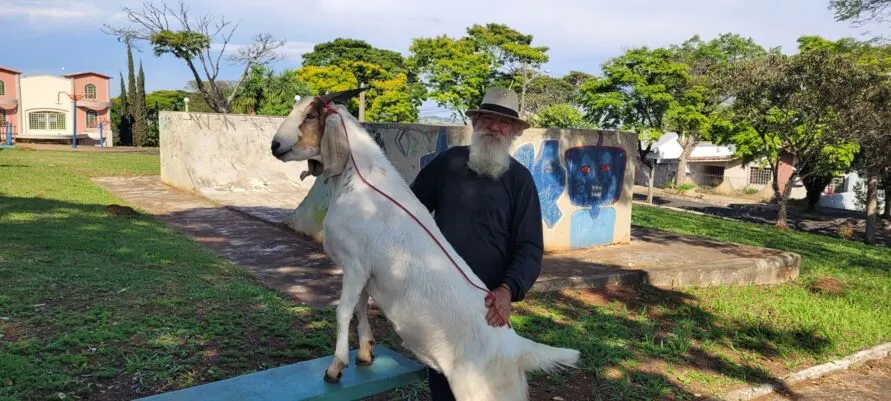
[356, 354, 375, 366]
[323, 370, 343, 384]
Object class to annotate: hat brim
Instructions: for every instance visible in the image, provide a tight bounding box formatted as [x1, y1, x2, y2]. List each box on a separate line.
[466, 109, 531, 130]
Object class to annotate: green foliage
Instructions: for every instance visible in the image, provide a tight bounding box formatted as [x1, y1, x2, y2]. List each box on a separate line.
[408, 24, 549, 122]
[230, 65, 312, 116]
[408, 35, 492, 122]
[150, 30, 210, 59]
[298, 38, 421, 122]
[131, 62, 151, 146]
[577, 46, 687, 145]
[523, 76, 578, 115]
[530, 103, 596, 129]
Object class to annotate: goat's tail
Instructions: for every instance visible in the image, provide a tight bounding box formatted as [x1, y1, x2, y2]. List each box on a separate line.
[515, 336, 580, 374]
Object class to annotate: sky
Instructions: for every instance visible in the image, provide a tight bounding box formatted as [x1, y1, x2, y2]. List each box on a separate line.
[1, 0, 888, 118]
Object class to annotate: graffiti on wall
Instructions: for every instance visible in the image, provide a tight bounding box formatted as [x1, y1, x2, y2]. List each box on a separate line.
[515, 140, 566, 229]
[420, 127, 450, 169]
[512, 133, 627, 248]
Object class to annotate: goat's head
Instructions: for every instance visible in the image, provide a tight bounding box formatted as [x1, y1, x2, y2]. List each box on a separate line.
[270, 88, 365, 181]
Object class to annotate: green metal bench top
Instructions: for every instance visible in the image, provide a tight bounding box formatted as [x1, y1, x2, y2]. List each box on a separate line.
[134, 346, 427, 401]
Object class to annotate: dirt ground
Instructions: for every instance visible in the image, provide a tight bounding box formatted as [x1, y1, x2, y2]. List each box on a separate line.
[753, 353, 891, 401]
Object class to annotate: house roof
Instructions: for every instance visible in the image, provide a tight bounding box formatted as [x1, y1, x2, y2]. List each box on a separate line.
[0, 66, 21, 74]
[63, 71, 113, 79]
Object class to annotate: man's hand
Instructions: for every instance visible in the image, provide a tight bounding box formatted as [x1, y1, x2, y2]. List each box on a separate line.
[485, 284, 512, 327]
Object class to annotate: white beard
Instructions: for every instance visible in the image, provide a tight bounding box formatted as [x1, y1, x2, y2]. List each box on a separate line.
[467, 129, 514, 179]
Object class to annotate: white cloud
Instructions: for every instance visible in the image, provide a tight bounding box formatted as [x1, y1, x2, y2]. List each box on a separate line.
[0, 0, 105, 20]
[210, 40, 316, 63]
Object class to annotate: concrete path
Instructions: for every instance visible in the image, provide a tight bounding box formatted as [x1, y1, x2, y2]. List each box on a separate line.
[752, 353, 891, 401]
[91, 176, 801, 306]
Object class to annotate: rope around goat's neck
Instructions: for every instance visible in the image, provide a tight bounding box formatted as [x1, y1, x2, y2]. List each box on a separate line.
[317, 97, 512, 329]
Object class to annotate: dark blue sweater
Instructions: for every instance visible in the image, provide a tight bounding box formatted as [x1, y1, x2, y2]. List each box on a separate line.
[409, 145, 544, 302]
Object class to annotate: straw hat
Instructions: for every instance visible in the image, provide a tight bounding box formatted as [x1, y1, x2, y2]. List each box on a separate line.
[465, 87, 530, 130]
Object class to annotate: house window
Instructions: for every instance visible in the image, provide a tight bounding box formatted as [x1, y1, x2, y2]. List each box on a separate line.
[0, 81, 5, 96]
[86, 110, 98, 128]
[749, 167, 772, 185]
[0, 110, 6, 128]
[84, 84, 97, 99]
[29, 111, 66, 130]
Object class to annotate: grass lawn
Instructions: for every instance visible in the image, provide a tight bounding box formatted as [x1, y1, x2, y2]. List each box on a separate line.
[1, 147, 890, 401]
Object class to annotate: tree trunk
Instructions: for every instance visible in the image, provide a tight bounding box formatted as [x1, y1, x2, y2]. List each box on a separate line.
[865, 173, 879, 244]
[803, 173, 833, 212]
[883, 173, 890, 219]
[774, 170, 796, 229]
[674, 134, 697, 186]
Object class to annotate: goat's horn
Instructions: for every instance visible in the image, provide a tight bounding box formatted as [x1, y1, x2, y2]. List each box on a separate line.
[320, 87, 367, 104]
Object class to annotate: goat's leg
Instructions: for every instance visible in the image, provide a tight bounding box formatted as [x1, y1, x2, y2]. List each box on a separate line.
[355, 289, 375, 366]
[324, 268, 368, 383]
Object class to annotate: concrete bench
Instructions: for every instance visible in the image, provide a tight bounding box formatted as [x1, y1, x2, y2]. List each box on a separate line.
[134, 346, 427, 401]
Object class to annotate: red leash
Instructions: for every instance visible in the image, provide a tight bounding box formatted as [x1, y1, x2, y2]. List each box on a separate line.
[318, 99, 512, 329]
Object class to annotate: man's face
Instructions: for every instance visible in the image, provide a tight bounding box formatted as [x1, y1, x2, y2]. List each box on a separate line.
[467, 113, 518, 179]
[473, 113, 516, 142]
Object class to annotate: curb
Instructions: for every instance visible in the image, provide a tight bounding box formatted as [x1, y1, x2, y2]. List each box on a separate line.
[717, 342, 891, 401]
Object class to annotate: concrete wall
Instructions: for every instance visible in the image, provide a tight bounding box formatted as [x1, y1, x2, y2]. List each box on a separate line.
[158, 111, 318, 197]
[159, 111, 637, 251]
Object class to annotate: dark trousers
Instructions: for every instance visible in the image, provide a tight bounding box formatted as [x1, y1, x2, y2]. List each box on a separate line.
[427, 366, 456, 401]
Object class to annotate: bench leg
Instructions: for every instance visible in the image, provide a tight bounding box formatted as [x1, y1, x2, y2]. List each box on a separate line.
[355, 288, 375, 366]
[324, 267, 369, 383]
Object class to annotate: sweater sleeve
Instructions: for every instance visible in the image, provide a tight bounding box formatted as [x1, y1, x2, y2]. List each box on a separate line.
[502, 170, 544, 302]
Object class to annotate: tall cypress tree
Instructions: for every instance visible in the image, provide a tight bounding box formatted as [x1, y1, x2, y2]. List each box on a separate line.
[117, 72, 131, 145]
[131, 61, 149, 146]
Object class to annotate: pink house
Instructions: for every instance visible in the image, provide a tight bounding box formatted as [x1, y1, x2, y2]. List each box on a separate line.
[0, 67, 114, 146]
[0, 66, 21, 141]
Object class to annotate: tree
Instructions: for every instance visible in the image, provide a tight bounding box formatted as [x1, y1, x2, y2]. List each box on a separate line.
[115, 72, 131, 146]
[466, 23, 550, 111]
[577, 46, 689, 203]
[830, 0, 891, 27]
[131, 61, 150, 146]
[408, 24, 549, 123]
[522, 76, 577, 116]
[103, 0, 286, 113]
[229, 65, 312, 116]
[530, 104, 596, 129]
[667, 33, 768, 186]
[722, 48, 876, 228]
[298, 38, 421, 122]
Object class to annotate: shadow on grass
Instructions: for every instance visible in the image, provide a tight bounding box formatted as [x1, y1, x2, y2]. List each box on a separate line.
[0, 194, 839, 401]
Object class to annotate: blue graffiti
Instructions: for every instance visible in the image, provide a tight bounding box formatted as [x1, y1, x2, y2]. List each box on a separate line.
[570, 208, 617, 248]
[565, 144, 627, 247]
[419, 128, 449, 169]
[512, 143, 534, 171]
[372, 131, 386, 152]
[530, 140, 566, 229]
[565, 146, 626, 208]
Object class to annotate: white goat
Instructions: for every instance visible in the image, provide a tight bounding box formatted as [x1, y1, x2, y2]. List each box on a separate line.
[270, 89, 580, 401]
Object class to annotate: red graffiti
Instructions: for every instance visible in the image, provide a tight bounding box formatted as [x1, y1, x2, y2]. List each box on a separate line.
[581, 166, 590, 174]
[600, 165, 610, 171]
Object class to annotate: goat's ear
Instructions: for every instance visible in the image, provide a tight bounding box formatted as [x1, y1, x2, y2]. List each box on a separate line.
[320, 88, 366, 105]
[321, 112, 350, 179]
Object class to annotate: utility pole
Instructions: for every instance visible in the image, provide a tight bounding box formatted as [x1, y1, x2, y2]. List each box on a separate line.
[358, 82, 366, 122]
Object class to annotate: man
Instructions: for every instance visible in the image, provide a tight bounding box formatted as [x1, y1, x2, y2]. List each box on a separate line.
[409, 87, 545, 401]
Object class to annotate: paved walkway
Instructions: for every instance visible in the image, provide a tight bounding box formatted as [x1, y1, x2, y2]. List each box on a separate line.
[90, 176, 800, 306]
[753, 353, 891, 401]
